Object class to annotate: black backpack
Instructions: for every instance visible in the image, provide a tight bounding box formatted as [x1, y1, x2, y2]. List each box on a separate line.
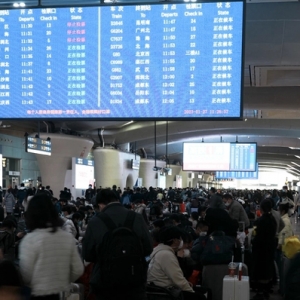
[97, 211, 147, 290]
[0, 230, 14, 254]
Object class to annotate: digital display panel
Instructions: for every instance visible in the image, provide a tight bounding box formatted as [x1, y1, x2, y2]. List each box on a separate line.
[131, 159, 140, 170]
[74, 158, 94, 189]
[25, 136, 52, 156]
[183, 142, 257, 171]
[0, 1, 244, 119]
[216, 163, 258, 179]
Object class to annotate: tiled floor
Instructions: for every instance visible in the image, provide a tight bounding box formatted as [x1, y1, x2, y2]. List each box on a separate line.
[250, 215, 300, 300]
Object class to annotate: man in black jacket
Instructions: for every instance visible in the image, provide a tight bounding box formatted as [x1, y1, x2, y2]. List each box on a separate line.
[82, 189, 153, 300]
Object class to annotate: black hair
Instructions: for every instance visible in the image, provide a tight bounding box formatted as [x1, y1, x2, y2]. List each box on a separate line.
[158, 225, 182, 246]
[1, 216, 17, 229]
[151, 228, 161, 245]
[96, 188, 118, 205]
[279, 203, 289, 215]
[191, 211, 199, 221]
[163, 217, 174, 227]
[281, 192, 287, 198]
[70, 206, 77, 214]
[61, 205, 72, 215]
[169, 213, 180, 224]
[25, 193, 62, 232]
[152, 219, 165, 229]
[181, 231, 193, 244]
[196, 219, 209, 230]
[77, 210, 85, 220]
[222, 193, 233, 200]
[260, 199, 273, 214]
[25, 188, 34, 199]
[72, 212, 82, 240]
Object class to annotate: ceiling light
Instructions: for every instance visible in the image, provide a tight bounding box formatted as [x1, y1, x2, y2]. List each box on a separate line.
[13, 2, 25, 7]
[295, 155, 300, 159]
[121, 120, 134, 127]
[289, 147, 300, 150]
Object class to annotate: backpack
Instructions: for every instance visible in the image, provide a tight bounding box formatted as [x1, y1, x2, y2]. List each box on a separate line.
[200, 231, 235, 265]
[0, 230, 14, 254]
[122, 194, 131, 205]
[97, 211, 147, 290]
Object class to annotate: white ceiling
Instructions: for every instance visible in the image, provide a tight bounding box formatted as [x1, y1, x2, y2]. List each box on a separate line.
[1, 1, 300, 176]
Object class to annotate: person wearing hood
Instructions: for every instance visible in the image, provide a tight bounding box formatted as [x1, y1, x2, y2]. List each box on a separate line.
[147, 226, 206, 300]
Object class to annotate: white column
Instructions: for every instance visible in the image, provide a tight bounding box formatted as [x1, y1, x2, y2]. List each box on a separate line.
[94, 147, 140, 189]
[34, 133, 94, 198]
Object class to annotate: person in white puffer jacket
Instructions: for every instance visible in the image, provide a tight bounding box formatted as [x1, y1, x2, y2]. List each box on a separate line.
[19, 193, 84, 300]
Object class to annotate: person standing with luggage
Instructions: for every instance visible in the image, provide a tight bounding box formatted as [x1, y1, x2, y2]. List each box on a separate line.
[82, 188, 153, 300]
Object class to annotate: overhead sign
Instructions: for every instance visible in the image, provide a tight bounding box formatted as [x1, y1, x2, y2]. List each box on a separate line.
[0, 1, 244, 119]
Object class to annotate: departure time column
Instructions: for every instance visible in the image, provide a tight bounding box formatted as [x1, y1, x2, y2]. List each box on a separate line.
[19, 9, 34, 106]
[161, 4, 177, 105]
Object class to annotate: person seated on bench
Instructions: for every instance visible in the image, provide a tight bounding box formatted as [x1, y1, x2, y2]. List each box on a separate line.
[147, 225, 206, 300]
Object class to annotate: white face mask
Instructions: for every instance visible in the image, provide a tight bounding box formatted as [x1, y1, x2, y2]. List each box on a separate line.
[178, 239, 184, 250]
[199, 232, 207, 236]
[183, 249, 191, 257]
[225, 202, 230, 207]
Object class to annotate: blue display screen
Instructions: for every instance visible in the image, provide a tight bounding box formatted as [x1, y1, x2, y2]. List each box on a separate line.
[230, 143, 257, 171]
[216, 163, 259, 179]
[0, 1, 244, 119]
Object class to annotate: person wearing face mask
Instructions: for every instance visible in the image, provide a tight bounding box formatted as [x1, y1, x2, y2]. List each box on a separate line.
[222, 193, 250, 229]
[177, 232, 197, 281]
[147, 226, 207, 300]
[191, 220, 209, 267]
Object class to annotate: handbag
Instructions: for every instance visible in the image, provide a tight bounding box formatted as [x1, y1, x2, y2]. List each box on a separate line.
[200, 231, 235, 265]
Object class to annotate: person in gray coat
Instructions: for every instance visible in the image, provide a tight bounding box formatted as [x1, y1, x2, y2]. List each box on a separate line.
[4, 188, 15, 216]
[222, 193, 250, 228]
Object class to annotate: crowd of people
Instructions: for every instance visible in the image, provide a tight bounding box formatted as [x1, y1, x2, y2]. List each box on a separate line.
[0, 183, 299, 300]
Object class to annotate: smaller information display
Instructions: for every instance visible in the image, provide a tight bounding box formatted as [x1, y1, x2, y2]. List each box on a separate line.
[25, 136, 51, 156]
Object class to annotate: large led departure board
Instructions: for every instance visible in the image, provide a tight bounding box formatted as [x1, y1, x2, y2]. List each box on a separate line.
[183, 142, 256, 171]
[0, 1, 244, 119]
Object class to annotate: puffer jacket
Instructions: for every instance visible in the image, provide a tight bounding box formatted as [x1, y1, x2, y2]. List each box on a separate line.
[4, 193, 15, 213]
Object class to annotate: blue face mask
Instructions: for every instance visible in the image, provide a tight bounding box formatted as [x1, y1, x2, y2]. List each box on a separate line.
[78, 221, 82, 227]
